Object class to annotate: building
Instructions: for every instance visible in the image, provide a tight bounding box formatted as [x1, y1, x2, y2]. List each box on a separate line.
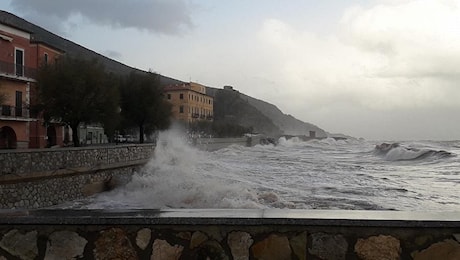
[1, 11, 194, 148]
[78, 124, 108, 146]
[164, 82, 214, 124]
[0, 22, 63, 149]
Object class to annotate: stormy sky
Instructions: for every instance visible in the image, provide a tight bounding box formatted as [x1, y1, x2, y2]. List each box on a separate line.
[1, 0, 460, 141]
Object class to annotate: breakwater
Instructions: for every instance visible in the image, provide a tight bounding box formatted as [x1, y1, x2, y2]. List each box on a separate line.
[0, 144, 155, 209]
[0, 209, 459, 259]
[193, 135, 264, 151]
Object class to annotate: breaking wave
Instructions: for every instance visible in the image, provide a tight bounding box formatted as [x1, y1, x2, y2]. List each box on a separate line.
[374, 142, 455, 161]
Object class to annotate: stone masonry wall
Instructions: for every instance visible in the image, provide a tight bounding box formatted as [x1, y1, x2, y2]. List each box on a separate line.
[0, 144, 155, 175]
[0, 144, 155, 209]
[0, 167, 137, 209]
[0, 223, 459, 259]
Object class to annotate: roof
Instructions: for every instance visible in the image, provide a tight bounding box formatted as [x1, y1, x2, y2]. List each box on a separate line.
[30, 39, 66, 53]
[163, 84, 213, 97]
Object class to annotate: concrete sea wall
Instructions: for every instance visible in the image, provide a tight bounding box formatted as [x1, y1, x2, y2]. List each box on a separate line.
[0, 209, 459, 259]
[0, 144, 155, 209]
[193, 135, 264, 151]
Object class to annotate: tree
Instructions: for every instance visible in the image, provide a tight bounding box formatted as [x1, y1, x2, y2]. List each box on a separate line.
[120, 72, 171, 143]
[99, 73, 121, 142]
[36, 56, 119, 147]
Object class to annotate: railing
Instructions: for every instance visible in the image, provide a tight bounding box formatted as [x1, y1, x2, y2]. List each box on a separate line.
[191, 114, 213, 120]
[0, 105, 29, 118]
[0, 60, 37, 79]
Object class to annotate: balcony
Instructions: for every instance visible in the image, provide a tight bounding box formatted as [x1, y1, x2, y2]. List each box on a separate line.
[192, 113, 199, 118]
[0, 60, 37, 80]
[0, 105, 30, 119]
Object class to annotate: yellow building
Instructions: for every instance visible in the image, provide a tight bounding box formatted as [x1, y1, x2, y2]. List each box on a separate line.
[163, 82, 213, 123]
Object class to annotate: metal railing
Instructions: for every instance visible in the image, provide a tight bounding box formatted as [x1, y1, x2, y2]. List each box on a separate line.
[0, 105, 29, 118]
[0, 60, 37, 79]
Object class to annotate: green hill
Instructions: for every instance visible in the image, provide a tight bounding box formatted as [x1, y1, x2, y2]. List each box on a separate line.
[207, 87, 327, 138]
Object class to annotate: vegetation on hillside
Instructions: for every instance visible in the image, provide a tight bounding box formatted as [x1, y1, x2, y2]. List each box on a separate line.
[212, 88, 281, 136]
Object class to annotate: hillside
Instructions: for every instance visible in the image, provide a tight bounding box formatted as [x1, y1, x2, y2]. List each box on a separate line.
[242, 93, 327, 137]
[207, 87, 327, 137]
[208, 87, 281, 136]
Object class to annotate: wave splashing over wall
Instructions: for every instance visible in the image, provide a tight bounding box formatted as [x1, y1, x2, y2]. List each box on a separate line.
[89, 129, 265, 209]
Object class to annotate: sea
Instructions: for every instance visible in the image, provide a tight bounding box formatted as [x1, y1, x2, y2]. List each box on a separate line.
[63, 129, 460, 211]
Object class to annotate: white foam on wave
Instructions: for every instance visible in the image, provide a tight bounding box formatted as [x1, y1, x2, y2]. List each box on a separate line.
[90, 128, 266, 209]
[384, 147, 426, 161]
[277, 136, 302, 147]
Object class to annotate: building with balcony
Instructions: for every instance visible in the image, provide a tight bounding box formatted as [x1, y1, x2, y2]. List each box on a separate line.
[0, 22, 63, 149]
[164, 82, 214, 124]
[0, 10, 188, 147]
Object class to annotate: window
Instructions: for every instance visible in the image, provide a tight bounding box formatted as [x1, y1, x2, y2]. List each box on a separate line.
[15, 91, 22, 117]
[44, 53, 48, 65]
[15, 48, 24, 76]
[179, 106, 184, 113]
[180, 93, 184, 99]
[167, 94, 171, 99]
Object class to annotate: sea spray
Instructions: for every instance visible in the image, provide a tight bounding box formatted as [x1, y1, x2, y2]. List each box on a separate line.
[90, 129, 266, 209]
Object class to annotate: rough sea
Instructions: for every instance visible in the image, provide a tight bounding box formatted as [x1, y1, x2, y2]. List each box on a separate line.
[65, 129, 460, 211]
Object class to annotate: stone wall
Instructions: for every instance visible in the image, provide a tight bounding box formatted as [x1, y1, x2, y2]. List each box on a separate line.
[0, 144, 154, 175]
[0, 209, 459, 259]
[0, 144, 155, 209]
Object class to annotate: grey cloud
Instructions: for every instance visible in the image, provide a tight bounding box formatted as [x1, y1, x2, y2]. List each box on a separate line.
[11, 0, 194, 34]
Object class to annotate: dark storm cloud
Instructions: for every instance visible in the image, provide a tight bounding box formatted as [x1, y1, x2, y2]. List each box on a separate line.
[11, 0, 194, 34]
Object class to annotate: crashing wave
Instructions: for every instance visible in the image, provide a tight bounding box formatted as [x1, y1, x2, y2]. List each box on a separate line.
[374, 142, 454, 161]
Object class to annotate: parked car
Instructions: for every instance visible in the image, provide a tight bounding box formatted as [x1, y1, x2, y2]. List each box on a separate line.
[115, 135, 126, 143]
[125, 135, 136, 143]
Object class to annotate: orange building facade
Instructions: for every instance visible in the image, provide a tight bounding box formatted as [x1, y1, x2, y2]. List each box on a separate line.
[164, 82, 214, 124]
[0, 22, 63, 149]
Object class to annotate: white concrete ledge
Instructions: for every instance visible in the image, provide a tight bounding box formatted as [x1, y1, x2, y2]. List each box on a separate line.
[0, 209, 459, 227]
